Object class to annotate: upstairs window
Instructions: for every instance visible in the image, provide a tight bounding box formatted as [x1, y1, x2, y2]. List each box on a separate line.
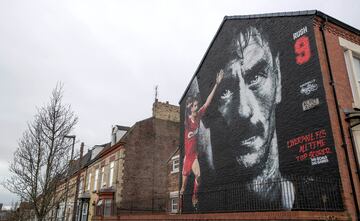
[340, 37, 360, 107]
[353, 56, 360, 87]
[171, 155, 179, 174]
[94, 169, 99, 191]
[87, 173, 92, 191]
[100, 167, 106, 188]
[78, 178, 83, 196]
[109, 161, 115, 187]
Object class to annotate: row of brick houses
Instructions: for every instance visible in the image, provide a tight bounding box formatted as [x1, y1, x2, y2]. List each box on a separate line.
[45, 100, 180, 221]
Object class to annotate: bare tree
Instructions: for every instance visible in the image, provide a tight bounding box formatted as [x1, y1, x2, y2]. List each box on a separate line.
[3, 84, 78, 221]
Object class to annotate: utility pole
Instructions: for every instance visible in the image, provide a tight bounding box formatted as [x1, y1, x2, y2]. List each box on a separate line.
[155, 85, 158, 102]
[72, 142, 84, 221]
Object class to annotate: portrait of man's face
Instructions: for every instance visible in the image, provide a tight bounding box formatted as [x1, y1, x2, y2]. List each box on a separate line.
[217, 27, 282, 170]
[181, 17, 343, 213]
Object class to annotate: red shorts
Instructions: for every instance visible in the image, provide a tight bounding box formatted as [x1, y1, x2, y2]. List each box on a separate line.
[182, 154, 197, 176]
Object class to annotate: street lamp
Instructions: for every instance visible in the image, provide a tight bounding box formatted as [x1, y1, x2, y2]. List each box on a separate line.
[63, 135, 76, 221]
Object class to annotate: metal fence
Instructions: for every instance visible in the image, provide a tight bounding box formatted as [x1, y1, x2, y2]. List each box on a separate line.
[181, 176, 344, 213]
[93, 176, 344, 216]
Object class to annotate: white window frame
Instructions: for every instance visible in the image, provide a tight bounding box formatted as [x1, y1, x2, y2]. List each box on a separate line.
[82, 202, 88, 221]
[104, 199, 112, 216]
[171, 198, 178, 213]
[94, 169, 99, 191]
[339, 37, 360, 107]
[119, 150, 125, 159]
[100, 166, 106, 188]
[57, 202, 65, 220]
[78, 178, 83, 196]
[169, 191, 179, 213]
[171, 155, 179, 174]
[109, 161, 115, 187]
[87, 173, 92, 191]
[352, 125, 360, 168]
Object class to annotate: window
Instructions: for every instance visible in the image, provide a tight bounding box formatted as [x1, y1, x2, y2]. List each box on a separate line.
[119, 150, 125, 159]
[109, 161, 115, 187]
[100, 167, 105, 188]
[87, 173, 92, 191]
[351, 124, 360, 169]
[81, 202, 88, 221]
[353, 56, 360, 86]
[104, 199, 112, 216]
[95, 200, 103, 216]
[171, 198, 178, 213]
[169, 191, 179, 213]
[78, 179, 83, 196]
[94, 169, 99, 191]
[95, 199, 113, 217]
[340, 37, 360, 107]
[56, 202, 65, 221]
[171, 155, 179, 174]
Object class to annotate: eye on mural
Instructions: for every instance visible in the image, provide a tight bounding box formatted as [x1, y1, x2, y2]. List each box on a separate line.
[180, 16, 343, 213]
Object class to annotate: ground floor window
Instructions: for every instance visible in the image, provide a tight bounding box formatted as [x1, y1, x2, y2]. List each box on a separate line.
[82, 202, 88, 221]
[104, 199, 112, 216]
[95, 198, 114, 216]
[56, 202, 65, 221]
[95, 200, 103, 216]
[169, 191, 179, 213]
[351, 124, 360, 167]
[171, 198, 178, 213]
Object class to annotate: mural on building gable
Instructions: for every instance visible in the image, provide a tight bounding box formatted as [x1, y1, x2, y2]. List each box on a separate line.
[180, 16, 343, 212]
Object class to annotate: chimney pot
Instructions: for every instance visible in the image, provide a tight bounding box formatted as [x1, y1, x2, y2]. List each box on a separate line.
[80, 142, 84, 159]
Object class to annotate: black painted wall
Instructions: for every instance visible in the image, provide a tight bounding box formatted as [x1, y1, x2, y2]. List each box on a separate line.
[180, 15, 343, 212]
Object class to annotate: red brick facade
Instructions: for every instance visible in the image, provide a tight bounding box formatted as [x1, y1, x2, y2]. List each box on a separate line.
[313, 17, 360, 220]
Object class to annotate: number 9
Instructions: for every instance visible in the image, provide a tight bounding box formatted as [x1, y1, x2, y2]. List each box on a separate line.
[294, 35, 311, 65]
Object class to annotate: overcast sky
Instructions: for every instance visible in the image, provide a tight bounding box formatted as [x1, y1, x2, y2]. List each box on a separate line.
[0, 0, 359, 207]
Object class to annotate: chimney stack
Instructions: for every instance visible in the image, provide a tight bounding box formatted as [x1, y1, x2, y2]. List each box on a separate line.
[80, 142, 84, 159]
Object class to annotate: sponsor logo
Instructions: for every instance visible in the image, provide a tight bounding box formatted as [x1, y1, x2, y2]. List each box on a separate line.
[302, 98, 320, 111]
[300, 79, 318, 95]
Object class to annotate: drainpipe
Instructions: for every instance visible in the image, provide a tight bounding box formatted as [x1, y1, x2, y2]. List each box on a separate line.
[319, 17, 360, 219]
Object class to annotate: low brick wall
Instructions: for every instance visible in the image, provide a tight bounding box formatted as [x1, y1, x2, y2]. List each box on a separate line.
[93, 211, 350, 220]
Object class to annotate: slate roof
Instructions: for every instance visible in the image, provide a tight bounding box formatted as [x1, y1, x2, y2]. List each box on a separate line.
[114, 125, 131, 131]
